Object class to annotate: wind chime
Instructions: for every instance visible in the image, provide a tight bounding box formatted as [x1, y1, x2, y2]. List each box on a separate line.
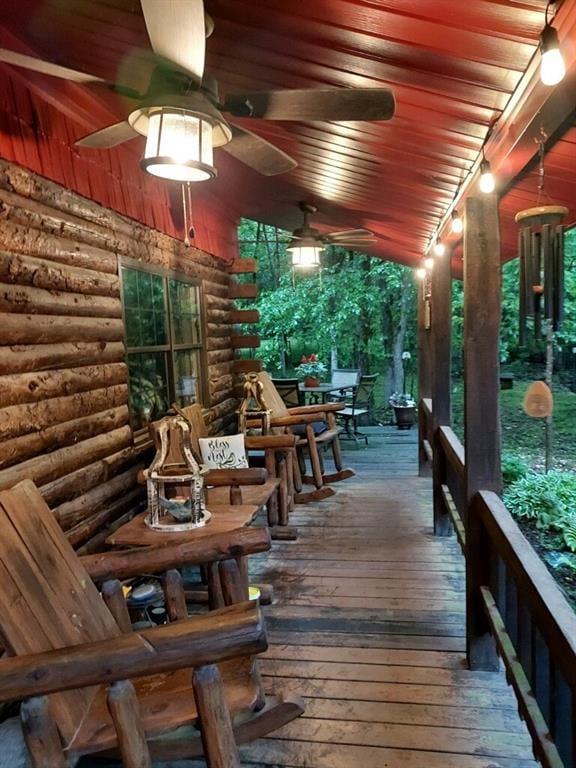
[515, 130, 568, 344]
[515, 130, 567, 471]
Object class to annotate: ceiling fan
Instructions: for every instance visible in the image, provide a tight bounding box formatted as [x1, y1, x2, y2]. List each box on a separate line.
[287, 202, 377, 267]
[0, 0, 395, 181]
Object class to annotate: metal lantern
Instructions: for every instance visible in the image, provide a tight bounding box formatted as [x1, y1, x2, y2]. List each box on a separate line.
[515, 204, 568, 343]
[146, 416, 211, 532]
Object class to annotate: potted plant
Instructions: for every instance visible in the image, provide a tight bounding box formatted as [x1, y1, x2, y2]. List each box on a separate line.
[295, 354, 327, 387]
[389, 392, 417, 430]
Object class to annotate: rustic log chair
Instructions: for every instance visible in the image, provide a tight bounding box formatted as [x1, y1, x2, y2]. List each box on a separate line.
[178, 404, 298, 540]
[254, 372, 355, 504]
[0, 480, 303, 768]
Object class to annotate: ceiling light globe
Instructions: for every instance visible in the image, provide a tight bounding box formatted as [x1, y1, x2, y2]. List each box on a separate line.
[479, 161, 495, 194]
[424, 257, 434, 270]
[415, 267, 427, 281]
[287, 244, 323, 268]
[433, 240, 445, 257]
[451, 212, 463, 234]
[540, 25, 565, 86]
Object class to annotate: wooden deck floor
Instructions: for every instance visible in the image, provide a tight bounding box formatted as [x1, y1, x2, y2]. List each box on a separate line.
[243, 427, 538, 768]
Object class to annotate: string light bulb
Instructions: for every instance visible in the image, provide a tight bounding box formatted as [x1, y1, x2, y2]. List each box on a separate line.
[479, 159, 495, 193]
[424, 257, 434, 270]
[433, 239, 445, 257]
[540, 2, 565, 86]
[415, 267, 427, 280]
[451, 210, 463, 234]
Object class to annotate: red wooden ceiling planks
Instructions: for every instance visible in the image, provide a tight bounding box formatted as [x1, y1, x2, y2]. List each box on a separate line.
[0, 0, 569, 266]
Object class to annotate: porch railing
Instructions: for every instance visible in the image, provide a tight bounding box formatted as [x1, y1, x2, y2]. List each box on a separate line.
[419, 398, 576, 768]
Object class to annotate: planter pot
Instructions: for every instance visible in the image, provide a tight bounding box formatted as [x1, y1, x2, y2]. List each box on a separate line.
[393, 405, 416, 430]
[304, 376, 320, 387]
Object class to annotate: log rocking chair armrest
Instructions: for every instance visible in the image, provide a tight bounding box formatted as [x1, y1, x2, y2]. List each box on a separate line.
[244, 434, 296, 451]
[204, 467, 267, 487]
[289, 402, 345, 415]
[268, 412, 327, 427]
[80, 526, 271, 582]
[0, 602, 266, 704]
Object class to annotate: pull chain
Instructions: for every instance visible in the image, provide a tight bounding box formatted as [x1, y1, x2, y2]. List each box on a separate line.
[181, 182, 194, 247]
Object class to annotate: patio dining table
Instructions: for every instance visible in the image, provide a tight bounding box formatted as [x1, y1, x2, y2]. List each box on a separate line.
[298, 382, 352, 404]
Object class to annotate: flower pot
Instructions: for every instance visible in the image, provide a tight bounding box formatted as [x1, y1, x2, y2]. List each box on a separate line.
[304, 376, 320, 387]
[393, 405, 416, 430]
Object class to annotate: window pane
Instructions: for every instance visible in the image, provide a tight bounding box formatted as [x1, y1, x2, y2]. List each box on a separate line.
[122, 267, 168, 348]
[174, 349, 201, 406]
[169, 279, 201, 345]
[127, 352, 170, 429]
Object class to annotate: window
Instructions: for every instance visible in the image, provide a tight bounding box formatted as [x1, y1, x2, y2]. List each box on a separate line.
[120, 263, 206, 430]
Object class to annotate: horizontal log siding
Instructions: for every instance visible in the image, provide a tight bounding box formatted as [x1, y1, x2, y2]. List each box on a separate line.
[0, 161, 236, 549]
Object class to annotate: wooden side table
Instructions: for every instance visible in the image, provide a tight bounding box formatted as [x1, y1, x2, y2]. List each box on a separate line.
[105, 504, 265, 608]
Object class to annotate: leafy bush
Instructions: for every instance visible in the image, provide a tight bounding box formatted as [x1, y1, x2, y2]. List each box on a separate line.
[504, 470, 576, 531]
[564, 514, 576, 553]
[501, 453, 529, 487]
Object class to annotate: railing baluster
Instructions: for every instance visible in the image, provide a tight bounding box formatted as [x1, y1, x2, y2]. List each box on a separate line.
[532, 627, 552, 726]
[517, 598, 533, 686]
[505, 571, 518, 647]
[552, 670, 573, 768]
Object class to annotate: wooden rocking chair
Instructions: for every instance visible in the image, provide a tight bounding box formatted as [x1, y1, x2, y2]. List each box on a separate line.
[0, 480, 303, 767]
[255, 372, 355, 504]
[179, 404, 298, 540]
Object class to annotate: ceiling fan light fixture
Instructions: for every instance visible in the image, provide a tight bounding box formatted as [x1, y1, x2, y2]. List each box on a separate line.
[141, 107, 216, 182]
[540, 22, 565, 86]
[287, 237, 323, 269]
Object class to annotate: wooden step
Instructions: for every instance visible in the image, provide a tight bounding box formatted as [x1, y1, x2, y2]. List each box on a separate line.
[230, 309, 260, 324]
[232, 334, 261, 349]
[233, 359, 262, 374]
[229, 282, 258, 299]
[228, 258, 257, 274]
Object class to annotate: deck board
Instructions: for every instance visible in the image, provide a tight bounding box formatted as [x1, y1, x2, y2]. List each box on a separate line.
[244, 427, 537, 768]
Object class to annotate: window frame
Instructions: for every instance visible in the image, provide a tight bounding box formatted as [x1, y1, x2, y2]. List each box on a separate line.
[119, 257, 209, 436]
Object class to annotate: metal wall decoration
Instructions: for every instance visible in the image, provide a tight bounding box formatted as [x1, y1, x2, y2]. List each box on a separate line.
[515, 204, 567, 343]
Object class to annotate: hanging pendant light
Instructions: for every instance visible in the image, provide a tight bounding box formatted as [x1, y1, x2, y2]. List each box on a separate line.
[433, 239, 445, 257]
[540, 2, 565, 86]
[479, 159, 495, 193]
[451, 210, 463, 234]
[141, 107, 217, 182]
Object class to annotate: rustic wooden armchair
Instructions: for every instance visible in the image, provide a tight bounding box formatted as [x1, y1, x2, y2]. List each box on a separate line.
[178, 404, 298, 539]
[255, 372, 355, 503]
[0, 480, 303, 768]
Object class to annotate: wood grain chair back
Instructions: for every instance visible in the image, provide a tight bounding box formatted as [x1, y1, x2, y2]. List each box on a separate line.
[180, 403, 209, 454]
[271, 378, 301, 408]
[0, 480, 120, 745]
[256, 373, 290, 419]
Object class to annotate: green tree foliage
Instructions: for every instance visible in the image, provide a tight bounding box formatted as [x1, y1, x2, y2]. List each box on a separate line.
[237, 219, 417, 399]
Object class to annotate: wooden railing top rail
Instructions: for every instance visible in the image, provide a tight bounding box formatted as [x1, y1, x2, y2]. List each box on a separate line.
[478, 490, 576, 690]
[421, 398, 433, 419]
[438, 426, 465, 481]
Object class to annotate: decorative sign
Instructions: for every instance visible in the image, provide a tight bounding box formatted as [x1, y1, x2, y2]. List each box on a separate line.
[522, 381, 553, 419]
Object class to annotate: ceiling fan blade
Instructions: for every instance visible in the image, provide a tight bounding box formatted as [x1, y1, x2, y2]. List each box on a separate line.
[0, 48, 106, 85]
[224, 87, 395, 122]
[326, 229, 375, 241]
[75, 122, 138, 149]
[140, 0, 205, 84]
[222, 125, 297, 176]
[327, 240, 377, 249]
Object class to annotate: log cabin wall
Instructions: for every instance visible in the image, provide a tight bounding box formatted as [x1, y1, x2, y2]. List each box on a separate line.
[0, 159, 237, 552]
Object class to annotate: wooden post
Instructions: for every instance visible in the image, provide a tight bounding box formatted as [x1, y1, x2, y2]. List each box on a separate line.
[431, 250, 452, 535]
[193, 664, 241, 768]
[463, 194, 502, 671]
[107, 680, 152, 768]
[417, 281, 432, 477]
[20, 697, 67, 768]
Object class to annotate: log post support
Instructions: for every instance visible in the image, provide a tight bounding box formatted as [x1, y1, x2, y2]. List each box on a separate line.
[107, 680, 152, 768]
[463, 194, 502, 671]
[101, 579, 132, 633]
[431, 248, 452, 535]
[417, 279, 433, 477]
[20, 697, 67, 768]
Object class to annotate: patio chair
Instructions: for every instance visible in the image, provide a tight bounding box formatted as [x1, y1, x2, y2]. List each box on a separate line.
[254, 372, 355, 504]
[271, 377, 302, 407]
[338, 373, 378, 446]
[0, 480, 303, 768]
[327, 368, 361, 403]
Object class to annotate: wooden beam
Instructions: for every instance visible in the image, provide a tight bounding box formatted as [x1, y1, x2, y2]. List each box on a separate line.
[231, 334, 260, 349]
[228, 259, 257, 274]
[233, 359, 262, 374]
[431, 252, 452, 535]
[229, 282, 258, 300]
[230, 309, 260, 324]
[463, 193, 502, 672]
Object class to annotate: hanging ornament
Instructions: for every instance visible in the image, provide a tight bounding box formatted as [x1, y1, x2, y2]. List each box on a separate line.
[515, 130, 568, 343]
